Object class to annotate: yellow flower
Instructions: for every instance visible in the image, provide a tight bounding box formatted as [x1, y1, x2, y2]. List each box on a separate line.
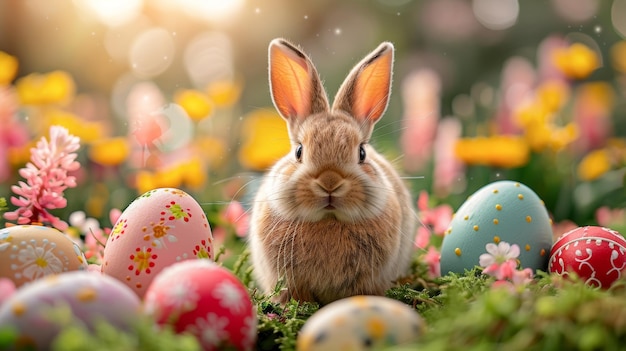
[174, 89, 213, 122]
[179, 157, 206, 190]
[207, 79, 242, 108]
[577, 82, 614, 114]
[454, 136, 530, 168]
[548, 123, 579, 151]
[8, 141, 35, 167]
[135, 171, 159, 195]
[88, 138, 130, 166]
[553, 43, 599, 80]
[537, 80, 569, 113]
[16, 70, 75, 105]
[193, 137, 226, 168]
[513, 96, 579, 153]
[46, 109, 103, 143]
[135, 158, 207, 194]
[0, 51, 18, 85]
[578, 149, 611, 181]
[85, 183, 110, 219]
[514, 102, 550, 129]
[238, 109, 290, 171]
[610, 40, 626, 74]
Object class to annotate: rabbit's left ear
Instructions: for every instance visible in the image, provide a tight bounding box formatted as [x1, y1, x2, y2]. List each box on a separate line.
[268, 38, 329, 122]
[333, 42, 394, 127]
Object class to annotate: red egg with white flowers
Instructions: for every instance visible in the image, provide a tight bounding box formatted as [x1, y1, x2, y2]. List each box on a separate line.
[143, 259, 257, 351]
[549, 226, 626, 288]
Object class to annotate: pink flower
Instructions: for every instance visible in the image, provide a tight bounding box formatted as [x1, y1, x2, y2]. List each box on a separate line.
[424, 246, 441, 278]
[3, 126, 80, 230]
[479, 242, 521, 280]
[492, 267, 534, 291]
[221, 201, 250, 238]
[400, 69, 441, 173]
[432, 118, 465, 197]
[596, 206, 625, 228]
[0, 86, 28, 182]
[479, 241, 534, 290]
[415, 191, 453, 249]
[0, 278, 16, 305]
[69, 211, 108, 263]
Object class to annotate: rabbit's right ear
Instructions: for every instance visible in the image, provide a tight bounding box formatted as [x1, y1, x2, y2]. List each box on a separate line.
[269, 38, 329, 122]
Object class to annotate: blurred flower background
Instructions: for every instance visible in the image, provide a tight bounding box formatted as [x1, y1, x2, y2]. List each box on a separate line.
[0, 0, 625, 257]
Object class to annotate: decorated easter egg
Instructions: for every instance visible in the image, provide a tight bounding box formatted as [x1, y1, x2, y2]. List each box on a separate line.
[297, 295, 424, 351]
[144, 259, 257, 351]
[102, 188, 213, 297]
[0, 225, 88, 287]
[440, 181, 553, 275]
[549, 226, 626, 288]
[0, 271, 141, 350]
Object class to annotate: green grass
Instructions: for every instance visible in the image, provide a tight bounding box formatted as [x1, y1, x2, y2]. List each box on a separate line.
[3, 248, 626, 351]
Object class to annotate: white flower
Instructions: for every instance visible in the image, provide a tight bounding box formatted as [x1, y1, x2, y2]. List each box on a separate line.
[240, 313, 258, 350]
[17, 240, 64, 280]
[213, 280, 245, 314]
[479, 241, 520, 268]
[162, 278, 199, 313]
[190, 312, 229, 348]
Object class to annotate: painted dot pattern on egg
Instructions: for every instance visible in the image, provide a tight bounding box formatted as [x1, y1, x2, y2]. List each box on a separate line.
[440, 181, 554, 275]
[0, 271, 142, 349]
[297, 296, 425, 351]
[0, 226, 88, 287]
[102, 188, 214, 298]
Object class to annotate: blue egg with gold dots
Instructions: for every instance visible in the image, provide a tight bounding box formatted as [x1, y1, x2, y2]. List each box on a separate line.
[440, 180, 554, 275]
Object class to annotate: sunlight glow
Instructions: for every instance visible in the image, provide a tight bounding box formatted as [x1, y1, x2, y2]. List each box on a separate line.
[177, 0, 245, 24]
[74, 0, 144, 27]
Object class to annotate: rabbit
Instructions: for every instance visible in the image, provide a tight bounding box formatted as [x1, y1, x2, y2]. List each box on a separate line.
[248, 38, 416, 305]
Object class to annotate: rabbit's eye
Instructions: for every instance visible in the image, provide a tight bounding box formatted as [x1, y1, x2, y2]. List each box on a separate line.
[295, 144, 303, 161]
[359, 144, 366, 163]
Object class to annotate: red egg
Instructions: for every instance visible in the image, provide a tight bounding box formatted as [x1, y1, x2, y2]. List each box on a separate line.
[549, 226, 626, 288]
[144, 260, 257, 351]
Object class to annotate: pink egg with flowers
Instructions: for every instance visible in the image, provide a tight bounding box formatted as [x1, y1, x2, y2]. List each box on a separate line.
[549, 226, 626, 289]
[102, 188, 213, 297]
[144, 259, 257, 351]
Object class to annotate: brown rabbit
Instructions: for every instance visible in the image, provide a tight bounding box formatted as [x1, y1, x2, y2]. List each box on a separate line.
[248, 38, 416, 305]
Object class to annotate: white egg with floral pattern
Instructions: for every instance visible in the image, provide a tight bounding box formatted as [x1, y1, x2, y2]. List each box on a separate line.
[0, 225, 88, 287]
[144, 259, 257, 351]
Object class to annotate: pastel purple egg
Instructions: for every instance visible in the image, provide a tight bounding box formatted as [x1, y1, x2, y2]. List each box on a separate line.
[0, 271, 141, 350]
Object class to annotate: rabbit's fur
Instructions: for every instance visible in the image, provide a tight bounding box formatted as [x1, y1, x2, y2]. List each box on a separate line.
[249, 38, 416, 305]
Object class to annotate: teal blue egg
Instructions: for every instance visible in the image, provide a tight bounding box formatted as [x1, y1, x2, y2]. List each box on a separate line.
[440, 180, 553, 275]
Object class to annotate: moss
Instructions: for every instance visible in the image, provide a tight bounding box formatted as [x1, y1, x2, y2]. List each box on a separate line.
[3, 250, 626, 350]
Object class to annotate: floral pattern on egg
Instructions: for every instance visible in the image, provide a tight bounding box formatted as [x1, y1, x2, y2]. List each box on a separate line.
[144, 259, 257, 351]
[102, 188, 214, 298]
[0, 225, 88, 287]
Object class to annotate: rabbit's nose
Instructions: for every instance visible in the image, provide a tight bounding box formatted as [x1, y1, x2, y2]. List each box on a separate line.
[315, 170, 345, 194]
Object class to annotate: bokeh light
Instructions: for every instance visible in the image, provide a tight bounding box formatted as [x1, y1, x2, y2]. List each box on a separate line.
[74, 0, 144, 27]
[612, 0, 626, 39]
[472, 0, 519, 30]
[184, 32, 234, 89]
[551, 0, 599, 22]
[129, 27, 175, 78]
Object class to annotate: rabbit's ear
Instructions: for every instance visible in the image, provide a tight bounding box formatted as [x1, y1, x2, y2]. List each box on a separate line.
[269, 38, 329, 122]
[333, 42, 394, 128]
